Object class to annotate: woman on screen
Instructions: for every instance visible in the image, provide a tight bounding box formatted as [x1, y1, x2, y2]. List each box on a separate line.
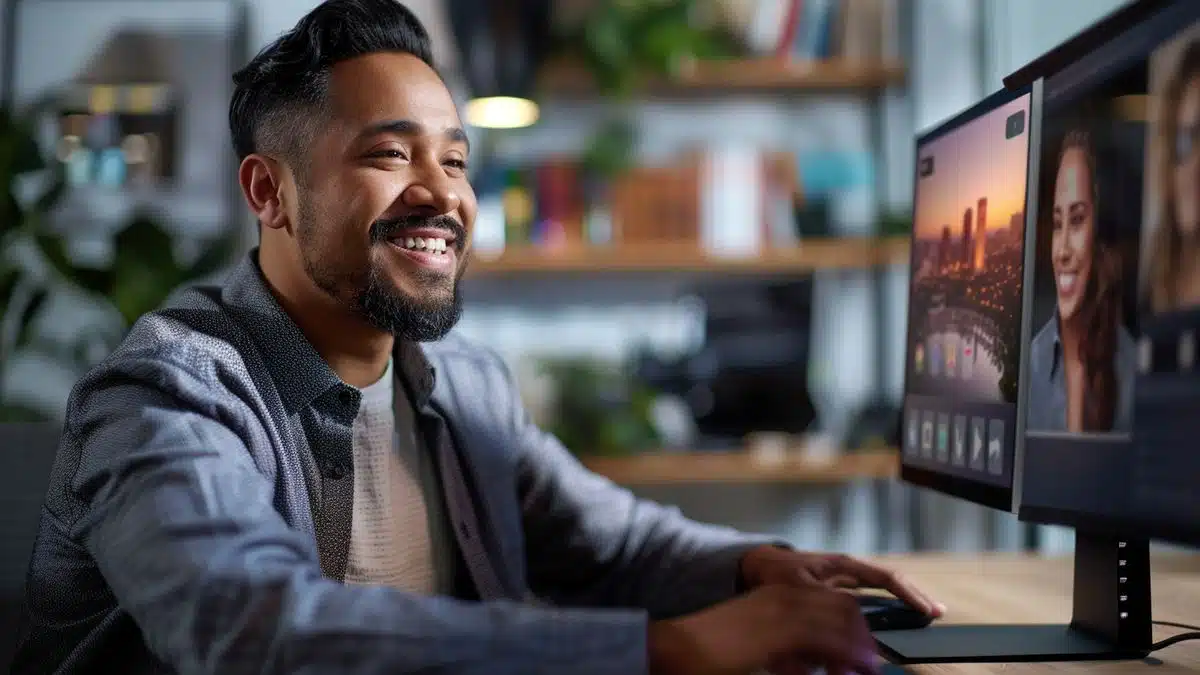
[1028, 130, 1136, 433]
[1147, 40, 1200, 313]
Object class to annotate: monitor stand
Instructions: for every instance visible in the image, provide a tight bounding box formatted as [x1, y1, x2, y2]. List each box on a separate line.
[875, 531, 1152, 664]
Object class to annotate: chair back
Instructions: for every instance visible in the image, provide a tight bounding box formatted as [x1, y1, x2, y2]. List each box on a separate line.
[0, 423, 60, 670]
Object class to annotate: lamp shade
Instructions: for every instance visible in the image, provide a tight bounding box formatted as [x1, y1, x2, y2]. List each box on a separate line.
[76, 29, 173, 87]
[63, 29, 175, 115]
[445, 0, 552, 128]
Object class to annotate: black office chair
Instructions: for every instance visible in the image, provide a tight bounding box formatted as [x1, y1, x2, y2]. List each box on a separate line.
[0, 423, 60, 671]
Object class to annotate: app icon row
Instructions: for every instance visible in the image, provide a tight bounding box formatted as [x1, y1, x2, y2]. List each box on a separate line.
[905, 409, 1005, 476]
[914, 334, 980, 380]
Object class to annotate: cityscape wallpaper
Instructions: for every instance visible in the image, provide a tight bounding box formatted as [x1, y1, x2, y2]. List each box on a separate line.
[907, 93, 1033, 404]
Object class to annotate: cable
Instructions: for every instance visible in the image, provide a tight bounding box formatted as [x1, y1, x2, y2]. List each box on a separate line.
[1155, 620, 1200, 632]
[1151, 631, 1200, 652]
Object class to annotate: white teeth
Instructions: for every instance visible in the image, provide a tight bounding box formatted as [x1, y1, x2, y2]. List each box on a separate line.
[395, 236, 449, 254]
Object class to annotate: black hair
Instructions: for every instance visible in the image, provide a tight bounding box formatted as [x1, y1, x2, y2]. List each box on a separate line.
[229, 0, 436, 165]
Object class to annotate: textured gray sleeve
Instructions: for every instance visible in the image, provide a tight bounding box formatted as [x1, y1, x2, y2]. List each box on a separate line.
[70, 361, 651, 675]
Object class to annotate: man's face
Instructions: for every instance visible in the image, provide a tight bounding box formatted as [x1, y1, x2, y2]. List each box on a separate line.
[287, 52, 476, 341]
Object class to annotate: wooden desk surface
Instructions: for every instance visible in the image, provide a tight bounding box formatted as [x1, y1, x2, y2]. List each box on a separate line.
[875, 553, 1200, 674]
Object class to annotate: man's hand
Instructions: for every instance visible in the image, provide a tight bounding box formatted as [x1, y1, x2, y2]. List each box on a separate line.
[738, 545, 946, 618]
[648, 585, 881, 675]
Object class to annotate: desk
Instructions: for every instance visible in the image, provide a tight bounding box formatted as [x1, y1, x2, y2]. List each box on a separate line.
[876, 553, 1200, 674]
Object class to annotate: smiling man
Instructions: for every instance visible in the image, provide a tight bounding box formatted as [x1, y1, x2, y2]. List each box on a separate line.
[13, 2, 940, 674]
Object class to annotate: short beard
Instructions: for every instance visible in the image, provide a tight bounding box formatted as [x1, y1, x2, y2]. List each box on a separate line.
[297, 198, 466, 343]
[353, 262, 465, 342]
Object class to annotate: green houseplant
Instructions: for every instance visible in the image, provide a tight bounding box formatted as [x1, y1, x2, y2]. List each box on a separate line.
[559, 0, 741, 180]
[0, 105, 239, 420]
[567, 0, 739, 99]
[539, 357, 660, 457]
[0, 104, 66, 421]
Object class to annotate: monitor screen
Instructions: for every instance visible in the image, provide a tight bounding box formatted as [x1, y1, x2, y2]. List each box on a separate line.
[1018, 0, 1200, 546]
[901, 87, 1034, 511]
[1131, 7, 1200, 545]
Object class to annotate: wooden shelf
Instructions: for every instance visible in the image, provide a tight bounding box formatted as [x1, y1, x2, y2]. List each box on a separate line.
[538, 59, 907, 97]
[581, 449, 899, 486]
[468, 237, 909, 277]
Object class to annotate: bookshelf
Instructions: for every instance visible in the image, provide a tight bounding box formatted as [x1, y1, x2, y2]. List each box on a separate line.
[468, 237, 910, 276]
[537, 58, 907, 97]
[581, 449, 899, 486]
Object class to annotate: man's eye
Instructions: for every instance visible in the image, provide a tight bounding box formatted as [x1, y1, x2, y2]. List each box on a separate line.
[372, 149, 405, 159]
[444, 159, 468, 170]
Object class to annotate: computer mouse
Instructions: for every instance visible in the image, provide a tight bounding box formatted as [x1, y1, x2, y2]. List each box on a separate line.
[857, 594, 934, 632]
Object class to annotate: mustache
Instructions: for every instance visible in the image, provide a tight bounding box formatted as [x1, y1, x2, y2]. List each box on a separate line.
[371, 215, 466, 249]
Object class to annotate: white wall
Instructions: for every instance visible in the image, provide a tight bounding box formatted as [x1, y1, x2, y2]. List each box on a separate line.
[982, 0, 1132, 90]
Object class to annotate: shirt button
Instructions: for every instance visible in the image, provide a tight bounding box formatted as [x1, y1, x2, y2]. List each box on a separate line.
[328, 465, 346, 480]
[459, 522, 471, 540]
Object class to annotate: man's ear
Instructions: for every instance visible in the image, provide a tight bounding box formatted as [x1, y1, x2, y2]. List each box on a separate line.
[238, 154, 293, 232]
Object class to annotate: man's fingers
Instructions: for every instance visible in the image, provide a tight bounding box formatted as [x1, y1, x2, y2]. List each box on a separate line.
[825, 573, 861, 589]
[771, 587, 882, 675]
[830, 556, 945, 617]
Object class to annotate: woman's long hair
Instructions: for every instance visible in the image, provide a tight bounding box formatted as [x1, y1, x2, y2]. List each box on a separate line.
[1148, 40, 1200, 313]
[1058, 130, 1122, 432]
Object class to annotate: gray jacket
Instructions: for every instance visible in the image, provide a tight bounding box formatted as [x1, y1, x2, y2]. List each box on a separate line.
[14, 252, 772, 674]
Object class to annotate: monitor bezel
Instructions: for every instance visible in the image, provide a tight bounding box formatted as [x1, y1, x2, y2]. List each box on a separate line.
[899, 82, 1039, 514]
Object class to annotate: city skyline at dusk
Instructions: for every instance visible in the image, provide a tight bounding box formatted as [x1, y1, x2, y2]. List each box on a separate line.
[915, 94, 1032, 242]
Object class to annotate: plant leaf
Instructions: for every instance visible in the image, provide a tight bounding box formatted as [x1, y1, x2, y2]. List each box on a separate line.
[34, 232, 115, 294]
[110, 214, 183, 325]
[0, 187, 24, 240]
[0, 267, 18, 319]
[14, 287, 47, 349]
[0, 403, 50, 423]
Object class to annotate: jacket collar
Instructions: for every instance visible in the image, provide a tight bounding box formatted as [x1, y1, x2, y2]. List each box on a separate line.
[220, 250, 435, 411]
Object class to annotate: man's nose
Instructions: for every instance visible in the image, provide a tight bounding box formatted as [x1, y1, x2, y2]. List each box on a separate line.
[401, 178, 461, 216]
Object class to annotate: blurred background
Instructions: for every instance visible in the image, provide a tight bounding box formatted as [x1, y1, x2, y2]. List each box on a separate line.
[0, 0, 1130, 559]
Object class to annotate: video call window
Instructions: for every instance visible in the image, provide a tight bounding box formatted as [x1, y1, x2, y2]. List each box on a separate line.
[902, 90, 1031, 490]
[1143, 22, 1200, 319]
[1019, 15, 1162, 527]
[1027, 70, 1147, 437]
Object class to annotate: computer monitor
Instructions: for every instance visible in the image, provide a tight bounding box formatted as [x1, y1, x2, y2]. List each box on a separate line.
[899, 85, 1034, 513]
[1016, 0, 1200, 636]
[1001, 0, 1200, 550]
[879, 0, 1200, 666]
[1014, 0, 1200, 660]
